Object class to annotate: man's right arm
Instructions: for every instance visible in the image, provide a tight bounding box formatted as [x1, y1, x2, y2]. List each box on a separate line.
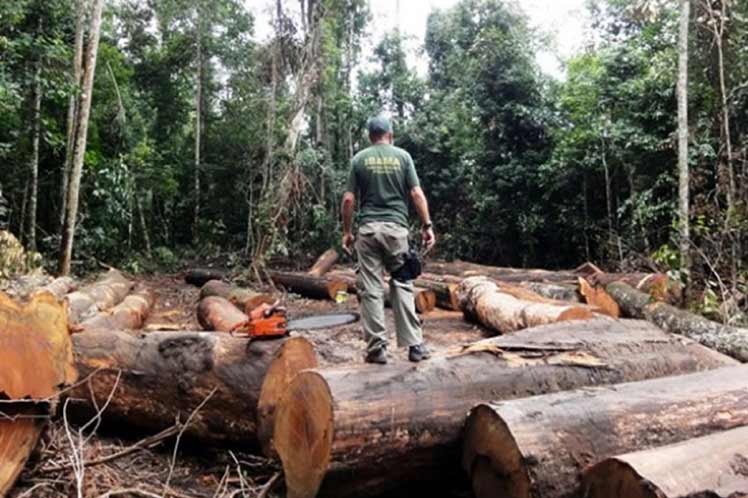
[410, 187, 435, 251]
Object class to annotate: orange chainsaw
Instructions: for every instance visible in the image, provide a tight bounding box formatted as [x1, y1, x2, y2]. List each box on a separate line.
[232, 301, 359, 340]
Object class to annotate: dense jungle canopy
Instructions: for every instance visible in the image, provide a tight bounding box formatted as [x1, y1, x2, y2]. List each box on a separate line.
[1, 0, 747, 319]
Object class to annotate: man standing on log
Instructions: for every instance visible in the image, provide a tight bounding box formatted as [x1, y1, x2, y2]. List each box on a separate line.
[341, 116, 436, 364]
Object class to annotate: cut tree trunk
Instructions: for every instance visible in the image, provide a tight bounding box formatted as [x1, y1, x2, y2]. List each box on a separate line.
[270, 319, 735, 498]
[608, 282, 748, 362]
[587, 271, 680, 303]
[326, 269, 436, 312]
[269, 271, 347, 301]
[461, 364, 748, 498]
[197, 296, 248, 332]
[458, 276, 595, 333]
[415, 278, 461, 311]
[185, 268, 227, 287]
[0, 292, 77, 496]
[79, 286, 155, 331]
[69, 330, 287, 448]
[581, 426, 748, 498]
[32, 276, 76, 302]
[65, 269, 133, 324]
[308, 249, 338, 278]
[200, 280, 274, 312]
[579, 277, 621, 318]
[426, 261, 579, 284]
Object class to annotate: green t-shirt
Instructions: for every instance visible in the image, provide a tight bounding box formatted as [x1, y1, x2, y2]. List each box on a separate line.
[347, 144, 421, 227]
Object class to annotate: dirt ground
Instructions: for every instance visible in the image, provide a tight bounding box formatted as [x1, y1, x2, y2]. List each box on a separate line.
[7, 270, 490, 498]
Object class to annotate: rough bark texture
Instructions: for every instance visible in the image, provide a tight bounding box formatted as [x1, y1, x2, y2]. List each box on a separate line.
[582, 426, 748, 498]
[587, 271, 679, 303]
[0, 292, 77, 496]
[27, 60, 42, 252]
[269, 271, 347, 301]
[65, 270, 133, 324]
[415, 278, 461, 311]
[199, 280, 274, 312]
[458, 276, 595, 333]
[69, 330, 288, 448]
[677, 0, 691, 276]
[197, 296, 248, 332]
[308, 249, 339, 278]
[79, 286, 155, 331]
[59, 0, 104, 276]
[462, 364, 748, 498]
[31, 276, 76, 302]
[271, 319, 735, 498]
[184, 268, 227, 287]
[608, 282, 748, 362]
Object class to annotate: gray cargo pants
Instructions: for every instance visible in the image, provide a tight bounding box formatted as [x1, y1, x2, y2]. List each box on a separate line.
[355, 221, 423, 353]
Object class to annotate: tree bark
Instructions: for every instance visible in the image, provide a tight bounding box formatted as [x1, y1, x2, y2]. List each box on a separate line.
[678, 0, 691, 281]
[458, 277, 595, 334]
[414, 278, 461, 310]
[200, 280, 274, 312]
[27, 58, 42, 252]
[582, 426, 748, 498]
[184, 268, 227, 287]
[308, 249, 339, 278]
[60, 0, 85, 232]
[269, 271, 348, 301]
[0, 292, 77, 496]
[79, 286, 155, 331]
[607, 281, 748, 362]
[270, 319, 735, 498]
[69, 330, 289, 449]
[462, 364, 748, 498]
[579, 277, 621, 318]
[65, 269, 134, 324]
[197, 296, 249, 332]
[58, 0, 104, 276]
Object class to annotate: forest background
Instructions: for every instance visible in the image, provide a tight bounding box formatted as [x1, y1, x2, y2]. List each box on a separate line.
[1, 0, 747, 322]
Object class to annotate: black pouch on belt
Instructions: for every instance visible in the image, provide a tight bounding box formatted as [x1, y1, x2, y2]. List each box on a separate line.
[391, 245, 422, 282]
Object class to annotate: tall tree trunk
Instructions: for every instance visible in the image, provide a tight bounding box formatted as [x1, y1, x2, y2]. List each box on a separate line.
[60, 0, 86, 232]
[27, 58, 42, 252]
[136, 187, 152, 257]
[193, 27, 202, 243]
[677, 0, 691, 284]
[58, 0, 104, 276]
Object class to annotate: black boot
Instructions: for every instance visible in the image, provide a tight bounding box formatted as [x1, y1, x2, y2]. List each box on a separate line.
[365, 346, 388, 364]
[408, 344, 431, 362]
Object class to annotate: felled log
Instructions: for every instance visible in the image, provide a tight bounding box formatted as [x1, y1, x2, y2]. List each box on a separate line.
[579, 277, 621, 318]
[608, 282, 748, 362]
[197, 296, 248, 332]
[79, 286, 155, 331]
[458, 276, 595, 333]
[0, 292, 77, 496]
[523, 281, 580, 302]
[426, 260, 579, 284]
[69, 330, 285, 448]
[581, 426, 748, 498]
[200, 280, 274, 312]
[31, 276, 76, 301]
[270, 319, 735, 498]
[269, 271, 348, 301]
[325, 269, 435, 312]
[308, 249, 339, 278]
[65, 269, 133, 324]
[257, 338, 319, 456]
[462, 364, 748, 498]
[588, 271, 678, 302]
[414, 278, 461, 310]
[184, 268, 227, 287]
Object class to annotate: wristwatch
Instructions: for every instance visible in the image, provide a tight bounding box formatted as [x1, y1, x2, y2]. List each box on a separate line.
[423, 222, 433, 229]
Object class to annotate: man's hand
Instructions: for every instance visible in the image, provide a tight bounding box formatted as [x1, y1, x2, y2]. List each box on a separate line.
[422, 226, 436, 253]
[342, 232, 355, 255]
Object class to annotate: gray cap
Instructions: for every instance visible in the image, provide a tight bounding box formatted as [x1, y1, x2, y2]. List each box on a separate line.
[367, 115, 392, 135]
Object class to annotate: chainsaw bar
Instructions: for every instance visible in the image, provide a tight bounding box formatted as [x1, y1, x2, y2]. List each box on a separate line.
[287, 312, 360, 331]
